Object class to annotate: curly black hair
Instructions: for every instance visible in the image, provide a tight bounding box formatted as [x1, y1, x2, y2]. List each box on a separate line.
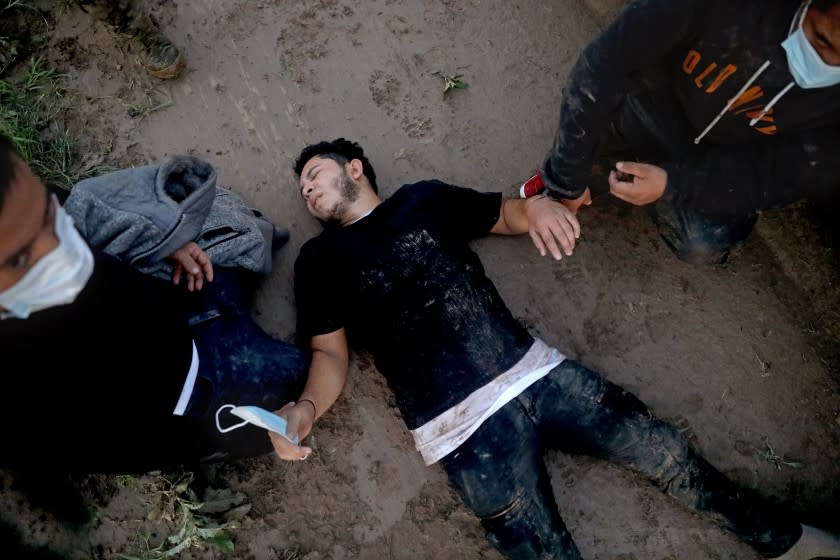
[293, 138, 378, 194]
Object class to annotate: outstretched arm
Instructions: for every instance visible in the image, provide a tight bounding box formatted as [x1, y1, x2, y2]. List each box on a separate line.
[491, 196, 581, 260]
[270, 327, 349, 461]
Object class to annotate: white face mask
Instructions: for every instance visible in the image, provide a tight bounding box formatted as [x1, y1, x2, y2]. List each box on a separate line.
[782, 0, 840, 89]
[0, 199, 94, 319]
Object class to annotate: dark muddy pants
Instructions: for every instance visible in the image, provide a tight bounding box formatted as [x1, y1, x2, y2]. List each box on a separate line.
[440, 360, 801, 559]
[591, 99, 759, 265]
[180, 267, 308, 461]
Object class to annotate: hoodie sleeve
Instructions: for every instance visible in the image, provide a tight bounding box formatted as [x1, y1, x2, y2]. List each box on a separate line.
[660, 123, 840, 220]
[541, 0, 707, 199]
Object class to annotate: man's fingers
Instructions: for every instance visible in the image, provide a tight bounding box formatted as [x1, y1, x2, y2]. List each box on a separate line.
[172, 264, 182, 285]
[180, 253, 201, 277]
[609, 170, 637, 203]
[566, 211, 581, 239]
[616, 160, 649, 178]
[195, 250, 214, 282]
[268, 432, 312, 461]
[528, 230, 547, 257]
[188, 274, 195, 292]
[546, 221, 576, 257]
[538, 228, 563, 260]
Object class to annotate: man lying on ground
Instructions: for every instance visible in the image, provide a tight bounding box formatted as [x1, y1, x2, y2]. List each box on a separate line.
[271, 137, 840, 560]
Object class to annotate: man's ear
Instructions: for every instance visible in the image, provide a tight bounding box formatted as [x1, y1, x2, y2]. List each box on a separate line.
[348, 158, 364, 180]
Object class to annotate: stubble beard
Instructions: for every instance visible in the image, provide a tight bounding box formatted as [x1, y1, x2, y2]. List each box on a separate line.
[327, 169, 361, 223]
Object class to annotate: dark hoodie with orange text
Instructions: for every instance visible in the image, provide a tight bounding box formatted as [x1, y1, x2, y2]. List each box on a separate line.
[542, 0, 840, 220]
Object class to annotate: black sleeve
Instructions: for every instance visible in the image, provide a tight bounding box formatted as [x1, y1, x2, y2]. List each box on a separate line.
[416, 180, 503, 240]
[661, 124, 840, 219]
[294, 241, 346, 341]
[541, 0, 706, 199]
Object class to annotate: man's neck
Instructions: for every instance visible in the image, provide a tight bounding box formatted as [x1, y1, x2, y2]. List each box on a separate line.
[340, 192, 381, 226]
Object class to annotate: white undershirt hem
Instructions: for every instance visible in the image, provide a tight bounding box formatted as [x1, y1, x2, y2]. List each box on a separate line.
[410, 338, 565, 466]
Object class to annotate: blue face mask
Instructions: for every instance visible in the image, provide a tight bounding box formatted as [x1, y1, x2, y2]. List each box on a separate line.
[781, 0, 840, 89]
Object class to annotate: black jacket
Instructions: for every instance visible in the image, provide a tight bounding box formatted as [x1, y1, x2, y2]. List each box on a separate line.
[0, 252, 196, 473]
[542, 0, 840, 219]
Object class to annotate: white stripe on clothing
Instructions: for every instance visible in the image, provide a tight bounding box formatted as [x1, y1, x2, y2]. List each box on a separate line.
[173, 341, 199, 416]
[411, 338, 565, 466]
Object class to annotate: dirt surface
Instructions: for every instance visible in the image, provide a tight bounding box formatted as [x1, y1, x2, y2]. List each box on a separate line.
[2, 1, 839, 559]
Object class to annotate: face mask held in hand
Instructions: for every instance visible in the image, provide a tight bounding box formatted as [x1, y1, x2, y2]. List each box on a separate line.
[0, 199, 94, 319]
[782, 0, 840, 89]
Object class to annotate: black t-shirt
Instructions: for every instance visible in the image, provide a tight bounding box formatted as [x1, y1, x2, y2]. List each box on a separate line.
[294, 181, 534, 429]
[0, 251, 196, 473]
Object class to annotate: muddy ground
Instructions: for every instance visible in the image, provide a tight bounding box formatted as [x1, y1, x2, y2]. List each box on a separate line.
[1, 1, 839, 559]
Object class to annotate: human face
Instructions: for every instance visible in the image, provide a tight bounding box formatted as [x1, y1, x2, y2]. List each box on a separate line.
[0, 157, 58, 296]
[804, 2, 840, 66]
[299, 156, 360, 223]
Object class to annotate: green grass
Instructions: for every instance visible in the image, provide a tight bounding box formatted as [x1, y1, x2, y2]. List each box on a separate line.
[0, 56, 83, 189]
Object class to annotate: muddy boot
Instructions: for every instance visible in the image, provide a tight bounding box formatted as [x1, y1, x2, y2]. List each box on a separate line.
[76, 0, 185, 79]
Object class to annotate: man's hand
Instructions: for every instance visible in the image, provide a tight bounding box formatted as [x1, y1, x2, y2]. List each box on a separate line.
[270, 401, 315, 461]
[524, 196, 580, 260]
[560, 187, 592, 215]
[609, 162, 667, 206]
[168, 241, 214, 291]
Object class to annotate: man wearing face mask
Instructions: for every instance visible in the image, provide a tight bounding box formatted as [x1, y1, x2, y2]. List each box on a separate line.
[526, 0, 840, 264]
[0, 134, 307, 477]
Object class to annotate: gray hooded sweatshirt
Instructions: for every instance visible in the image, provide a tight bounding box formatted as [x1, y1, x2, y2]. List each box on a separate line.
[65, 155, 274, 279]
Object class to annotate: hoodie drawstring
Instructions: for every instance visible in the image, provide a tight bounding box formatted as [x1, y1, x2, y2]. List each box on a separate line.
[748, 81, 795, 126]
[694, 60, 771, 144]
[695, 1, 806, 144]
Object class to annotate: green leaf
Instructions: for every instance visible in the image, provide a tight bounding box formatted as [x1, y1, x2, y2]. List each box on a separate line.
[212, 531, 235, 553]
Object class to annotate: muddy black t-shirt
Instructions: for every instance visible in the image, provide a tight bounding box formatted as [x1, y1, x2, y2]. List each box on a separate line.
[294, 181, 534, 429]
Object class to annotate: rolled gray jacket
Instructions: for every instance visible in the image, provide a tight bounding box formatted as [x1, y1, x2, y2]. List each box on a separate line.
[65, 155, 274, 280]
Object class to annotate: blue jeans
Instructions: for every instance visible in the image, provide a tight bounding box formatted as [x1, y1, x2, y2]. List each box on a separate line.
[439, 360, 801, 559]
[181, 268, 308, 461]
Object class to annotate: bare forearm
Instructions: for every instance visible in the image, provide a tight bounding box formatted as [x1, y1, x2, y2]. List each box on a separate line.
[299, 340, 348, 421]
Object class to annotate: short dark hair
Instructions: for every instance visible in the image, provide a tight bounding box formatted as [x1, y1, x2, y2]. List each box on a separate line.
[0, 134, 20, 214]
[293, 138, 378, 194]
[814, 0, 840, 11]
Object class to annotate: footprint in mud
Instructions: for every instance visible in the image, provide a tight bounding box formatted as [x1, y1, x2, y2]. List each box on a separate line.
[386, 16, 414, 35]
[401, 115, 433, 139]
[368, 70, 402, 114]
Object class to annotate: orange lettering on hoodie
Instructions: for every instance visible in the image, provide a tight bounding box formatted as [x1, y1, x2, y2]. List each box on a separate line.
[694, 63, 718, 88]
[683, 50, 701, 73]
[705, 64, 737, 93]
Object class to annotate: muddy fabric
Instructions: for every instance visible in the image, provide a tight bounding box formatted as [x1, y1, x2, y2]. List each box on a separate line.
[542, 0, 840, 222]
[294, 181, 534, 429]
[441, 360, 802, 559]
